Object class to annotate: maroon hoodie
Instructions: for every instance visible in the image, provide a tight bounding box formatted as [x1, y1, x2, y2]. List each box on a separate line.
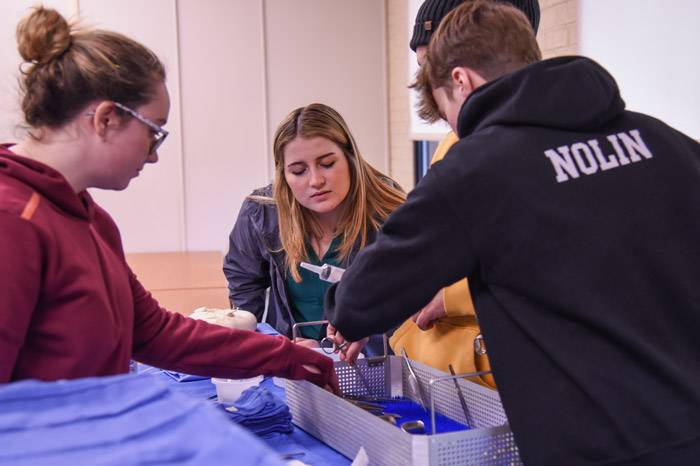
[0, 147, 334, 387]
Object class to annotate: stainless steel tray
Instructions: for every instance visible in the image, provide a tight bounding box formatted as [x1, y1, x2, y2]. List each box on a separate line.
[286, 355, 521, 465]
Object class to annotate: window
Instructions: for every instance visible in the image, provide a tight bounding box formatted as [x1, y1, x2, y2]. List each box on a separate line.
[414, 139, 439, 184]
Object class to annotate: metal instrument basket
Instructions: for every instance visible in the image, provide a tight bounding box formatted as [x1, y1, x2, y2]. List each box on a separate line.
[286, 355, 521, 465]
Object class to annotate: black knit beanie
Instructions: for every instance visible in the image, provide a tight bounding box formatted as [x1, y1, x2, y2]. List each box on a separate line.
[409, 0, 541, 52]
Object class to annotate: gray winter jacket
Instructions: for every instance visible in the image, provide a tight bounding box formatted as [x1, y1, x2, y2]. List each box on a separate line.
[223, 184, 388, 354]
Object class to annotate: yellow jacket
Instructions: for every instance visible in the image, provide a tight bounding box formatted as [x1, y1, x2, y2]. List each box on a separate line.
[389, 131, 495, 388]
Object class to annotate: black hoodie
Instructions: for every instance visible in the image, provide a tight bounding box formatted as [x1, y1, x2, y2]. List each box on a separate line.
[326, 57, 700, 465]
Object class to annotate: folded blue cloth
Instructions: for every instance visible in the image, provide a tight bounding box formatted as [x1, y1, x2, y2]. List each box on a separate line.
[163, 371, 209, 383]
[220, 386, 293, 438]
[256, 322, 281, 336]
[0, 373, 286, 466]
[135, 363, 217, 400]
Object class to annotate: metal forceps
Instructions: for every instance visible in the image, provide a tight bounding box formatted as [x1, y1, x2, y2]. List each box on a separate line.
[319, 335, 349, 355]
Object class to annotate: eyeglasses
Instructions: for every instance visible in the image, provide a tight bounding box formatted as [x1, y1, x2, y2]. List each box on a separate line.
[86, 102, 169, 155]
[113, 102, 169, 154]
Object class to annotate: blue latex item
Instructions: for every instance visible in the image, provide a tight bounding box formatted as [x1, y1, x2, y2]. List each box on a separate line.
[0, 373, 286, 466]
[377, 398, 469, 434]
[220, 385, 293, 437]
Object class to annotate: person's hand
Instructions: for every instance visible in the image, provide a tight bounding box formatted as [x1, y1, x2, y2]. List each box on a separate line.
[293, 337, 320, 348]
[300, 363, 339, 394]
[326, 323, 368, 364]
[288, 343, 339, 394]
[411, 289, 446, 330]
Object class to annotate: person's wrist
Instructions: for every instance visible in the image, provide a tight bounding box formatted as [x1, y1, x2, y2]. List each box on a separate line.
[294, 345, 329, 383]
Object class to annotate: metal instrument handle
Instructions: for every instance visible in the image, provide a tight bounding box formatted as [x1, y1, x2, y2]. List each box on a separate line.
[448, 364, 473, 428]
[291, 319, 329, 340]
[400, 348, 428, 412]
[428, 369, 493, 435]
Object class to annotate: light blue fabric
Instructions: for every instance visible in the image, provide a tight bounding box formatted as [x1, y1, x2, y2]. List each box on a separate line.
[220, 385, 293, 437]
[163, 371, 208, 383]
[127, 325, 351, 465]
[135, 363, 217, 400]
[256, 322, 280, 336]
[0, 373, 285, 466]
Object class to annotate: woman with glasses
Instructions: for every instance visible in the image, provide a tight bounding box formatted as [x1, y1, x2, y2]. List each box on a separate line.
[0, 6, 337, 392]
[224, 103, 405, 360]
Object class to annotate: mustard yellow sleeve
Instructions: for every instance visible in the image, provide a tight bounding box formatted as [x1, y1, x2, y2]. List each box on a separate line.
[443, 278, 476, 317]
[429, 131, 459, 165]
[431, 132, 472, 317]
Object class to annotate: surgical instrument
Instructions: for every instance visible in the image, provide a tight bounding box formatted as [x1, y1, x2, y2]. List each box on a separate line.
[448, 364, 473, 428]
[401, 348, 428, 412]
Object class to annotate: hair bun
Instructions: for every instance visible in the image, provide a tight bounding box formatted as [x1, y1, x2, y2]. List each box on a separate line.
[16, 7, 72, 64]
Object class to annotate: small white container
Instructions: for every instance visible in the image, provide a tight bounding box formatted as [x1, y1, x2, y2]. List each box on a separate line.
[211, 375, 263, 403]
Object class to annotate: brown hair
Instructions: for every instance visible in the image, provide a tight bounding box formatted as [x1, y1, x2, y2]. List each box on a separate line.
[411, 0, 542, 122]
[272, 103, 406, 282]
[16, 6, 165, 129]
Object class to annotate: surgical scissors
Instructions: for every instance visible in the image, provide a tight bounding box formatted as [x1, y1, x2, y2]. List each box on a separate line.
[319, 336, 349, 354]
[292, 321, 349, 355]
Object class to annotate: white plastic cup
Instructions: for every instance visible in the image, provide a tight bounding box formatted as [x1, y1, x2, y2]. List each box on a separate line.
[272, 377, 286, 388]
[211, 375, 263, 403]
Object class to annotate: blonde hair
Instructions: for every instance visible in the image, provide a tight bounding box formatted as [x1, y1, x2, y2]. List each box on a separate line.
[16, 6, 164, 129]
[273, 103, 405, 281]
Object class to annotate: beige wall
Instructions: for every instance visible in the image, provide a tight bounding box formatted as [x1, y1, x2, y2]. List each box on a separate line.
[386, 0, 413, 191]
[539, 0, 578, 58]
[176, 1, 268, 252]
[0, 0, 388, 254]
[264, 0, 389, 178]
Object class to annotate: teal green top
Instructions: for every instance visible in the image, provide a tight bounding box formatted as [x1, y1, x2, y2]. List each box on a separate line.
[286, 236, 342, 340]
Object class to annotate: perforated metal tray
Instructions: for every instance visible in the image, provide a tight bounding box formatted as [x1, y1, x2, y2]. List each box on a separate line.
[286, 355, 521, 465]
